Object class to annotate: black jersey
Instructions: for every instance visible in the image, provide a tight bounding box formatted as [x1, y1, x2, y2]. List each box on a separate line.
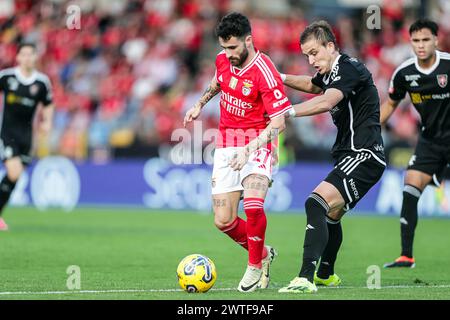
[0, 67, 52, 143]
[311, 54, 386, 166]
[389, 50, 450, 143]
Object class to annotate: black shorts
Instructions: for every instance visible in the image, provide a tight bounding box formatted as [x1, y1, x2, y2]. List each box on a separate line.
[407, 136, 450, 187]
[0, 136, 32, 165]
[325, 151, 385, 211]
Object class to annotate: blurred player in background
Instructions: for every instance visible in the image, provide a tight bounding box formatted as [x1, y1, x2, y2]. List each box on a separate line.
[381, 19, 450, 268]
[184, 12, 292, 292]
[277, 21, 386, 293]
[0, 43, 54, 231]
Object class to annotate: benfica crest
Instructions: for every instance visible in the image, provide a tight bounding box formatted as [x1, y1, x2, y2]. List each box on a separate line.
[437, 74, 448, 88]
[242, 81, 253, 96]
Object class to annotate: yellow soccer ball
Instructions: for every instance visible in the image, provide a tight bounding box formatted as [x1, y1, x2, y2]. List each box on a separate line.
[177, 254, 217, 293]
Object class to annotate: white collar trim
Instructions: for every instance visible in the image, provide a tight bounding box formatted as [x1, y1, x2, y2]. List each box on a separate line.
[415, 51, 440, 75]
[14, 67, 37, 85]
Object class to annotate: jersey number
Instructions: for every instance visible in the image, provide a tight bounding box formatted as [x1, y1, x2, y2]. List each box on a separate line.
[273, 89, 283, 100]
[251, 149, 271, 167]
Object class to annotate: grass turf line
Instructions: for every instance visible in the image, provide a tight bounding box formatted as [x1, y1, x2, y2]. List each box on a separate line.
[0, 207, 449, 300]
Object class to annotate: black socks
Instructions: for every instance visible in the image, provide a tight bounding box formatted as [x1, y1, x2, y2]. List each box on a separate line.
[299, 193, 329, 282]
[0, 175, 17, 216]
[400, 185, 421, 258]
[317, 217, 342, 279]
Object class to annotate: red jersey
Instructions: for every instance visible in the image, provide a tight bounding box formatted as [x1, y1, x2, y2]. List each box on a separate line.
[214, 50, 292, 148]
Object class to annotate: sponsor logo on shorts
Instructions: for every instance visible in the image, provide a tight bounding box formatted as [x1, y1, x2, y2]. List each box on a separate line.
[374, 144, 384, 152]
[348, 178, 360, 200]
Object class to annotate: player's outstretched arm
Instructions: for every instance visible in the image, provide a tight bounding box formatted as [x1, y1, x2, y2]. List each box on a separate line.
[183, 77, 220, 127]
[380, 97, 400, 125]
[289, 88, 343, 117]
[229, 115, 286, 171]
[280, 74, 322, 94]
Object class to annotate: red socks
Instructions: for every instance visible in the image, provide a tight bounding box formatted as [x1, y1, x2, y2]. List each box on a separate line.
[243, 198, 266, 268]
[219, 198, 268, 268]
[220, 216, 248, 249]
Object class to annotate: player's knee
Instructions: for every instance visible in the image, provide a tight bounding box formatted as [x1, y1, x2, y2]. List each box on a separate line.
[214, 215, 235, 230]
[404, 171, 428, 191]
[214, 218, 233, 230]
[327, 206, 345, 221]
[326, 213, 342, 223]
[305, 193, 330, 215]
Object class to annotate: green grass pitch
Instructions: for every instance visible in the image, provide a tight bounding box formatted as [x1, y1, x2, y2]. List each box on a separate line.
[0, 207, 449, 300]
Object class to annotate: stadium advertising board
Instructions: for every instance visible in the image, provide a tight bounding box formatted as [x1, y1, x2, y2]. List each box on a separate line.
[4, 157, 450, 217]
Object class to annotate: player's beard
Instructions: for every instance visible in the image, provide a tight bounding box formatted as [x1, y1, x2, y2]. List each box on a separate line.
[229, 46, 249, 68]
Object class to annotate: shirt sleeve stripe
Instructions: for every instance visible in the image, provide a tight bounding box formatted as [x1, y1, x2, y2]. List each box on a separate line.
[256, 58, 277, 88]
[256, 60, 276, 89]
[269, 105, 292, 119]
[257, 57, 278, 85]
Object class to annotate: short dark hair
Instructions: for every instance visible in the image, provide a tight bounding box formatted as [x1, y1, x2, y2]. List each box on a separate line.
[300, 20, 338, 50]
[215, 12, 251, 40]
[17, 42, 37, 53]
[409, 19, 439, 36]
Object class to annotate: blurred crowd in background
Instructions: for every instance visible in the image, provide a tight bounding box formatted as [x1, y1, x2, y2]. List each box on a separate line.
[0, 0, 449, 165]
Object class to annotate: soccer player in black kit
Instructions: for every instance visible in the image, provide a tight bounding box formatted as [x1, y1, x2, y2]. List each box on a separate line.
[382, 19, 450, 268]
[276, 21, 386, 293]
[0, 43, 54, 231]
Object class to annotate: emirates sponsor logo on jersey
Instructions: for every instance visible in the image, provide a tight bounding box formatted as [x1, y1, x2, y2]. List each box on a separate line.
[437, 74, 448, 88]
[221, 91, 253, 117]
[221, 91, 253, 109]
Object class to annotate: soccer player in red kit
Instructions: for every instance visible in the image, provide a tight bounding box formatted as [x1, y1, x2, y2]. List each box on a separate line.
[184, 12, 292, 292]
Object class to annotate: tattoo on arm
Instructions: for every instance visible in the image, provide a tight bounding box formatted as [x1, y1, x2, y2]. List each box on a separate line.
[246, 127, 279, 154]
[198, 83, 220, 108]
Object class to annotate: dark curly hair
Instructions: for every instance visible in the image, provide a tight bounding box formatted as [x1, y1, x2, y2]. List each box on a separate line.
[215, 12, 251, 40]
[409, 19, 439, 36]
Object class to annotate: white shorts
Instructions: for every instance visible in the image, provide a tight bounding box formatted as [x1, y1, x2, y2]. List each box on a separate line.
[211, 147, 273, 195]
